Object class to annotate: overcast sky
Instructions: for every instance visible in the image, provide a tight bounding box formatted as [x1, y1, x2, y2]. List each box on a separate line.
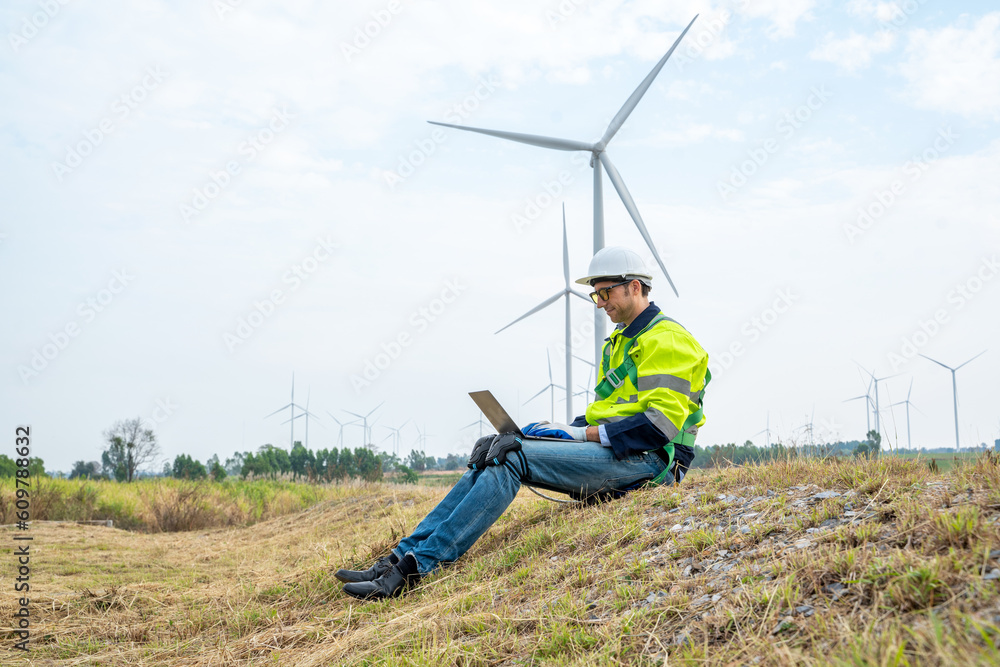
[2, 0, 998, 473]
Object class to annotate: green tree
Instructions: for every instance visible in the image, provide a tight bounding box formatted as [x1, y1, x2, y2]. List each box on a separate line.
[406, 449, 429, 472]
[102, 418, 160, 482]
[69, 460, 103, 479]
[171, 454, 207, 480]
[397, 464, 419, 484]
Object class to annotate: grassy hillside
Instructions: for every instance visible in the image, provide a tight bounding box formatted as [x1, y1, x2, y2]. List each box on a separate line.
[2, 454, 999, 665]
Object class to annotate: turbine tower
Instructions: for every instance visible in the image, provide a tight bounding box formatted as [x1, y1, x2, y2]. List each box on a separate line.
[327, 412, 359, 448]
[496, 204, 591, 422]
[281, 387, 322, 449]
[858, 365, 900, 438]
[890, 379, 921, 450]
[345, 402, 384, 448]
[919, 351, 987, 451]
[524, 349, 565, 423]
[264, 372, 309, 449]
[430, 15, 698, 368]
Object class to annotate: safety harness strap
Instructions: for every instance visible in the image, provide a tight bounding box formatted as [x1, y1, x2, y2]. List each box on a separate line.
[648, 368, 711, 487]
[595, 313, 669, 400]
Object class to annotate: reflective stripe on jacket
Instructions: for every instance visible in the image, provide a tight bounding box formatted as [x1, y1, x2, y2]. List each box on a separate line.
[584, 302, 709, 459]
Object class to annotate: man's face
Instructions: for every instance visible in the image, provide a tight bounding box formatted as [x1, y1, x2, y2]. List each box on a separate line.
[591, 278, 639, 324]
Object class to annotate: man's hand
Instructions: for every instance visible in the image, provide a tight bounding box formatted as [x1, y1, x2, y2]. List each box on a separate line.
[523, 422, 587, 441]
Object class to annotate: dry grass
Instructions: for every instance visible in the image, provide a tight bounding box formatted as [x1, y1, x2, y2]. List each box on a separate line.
[2, 455, 1000, 665]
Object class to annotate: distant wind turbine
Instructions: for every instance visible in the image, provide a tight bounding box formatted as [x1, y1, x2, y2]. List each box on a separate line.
[857, 365, 900, 438]
[327, 412, 359, 448]
[524, 350, 565, 423]
[431, 15, 699, 368]
[345, 402, 384, 448]
[496, 204, 591, 422]
[280, 387, 322, 449]
[890, 378, 921, 450]
[264, 372, 309, 449]
[919, 350, 987, 451]
[752, 412, 773, 449]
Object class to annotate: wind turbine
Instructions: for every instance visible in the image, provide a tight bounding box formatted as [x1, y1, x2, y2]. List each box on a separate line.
[844, 373, 875, 436]
[345, 402, 384, 448]
[919, 350, 987, 451]
[857, 365, 901, 438]
[890, 379, 921, 450]
[383, 419, 411, 457]
[327, 412, 359, 449]
[751, 412, 773, 449]
[462, 414, 491, 440]
[496, 204, 591, 422]
[524, 350, 566, 423]
[430, 15, 699, 368]
[573, 353, 597, 405]
[280, 387, 322, 449]
[264, 372, 309, 449]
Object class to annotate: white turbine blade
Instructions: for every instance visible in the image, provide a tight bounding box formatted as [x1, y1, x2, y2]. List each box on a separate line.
[598, 14, 699, 148]
[570, 288, 591, 304]
[918, 353, 953, 371]
[956, 349, 987, 370]
[344, 410, 366, 419]
[523, 386, 549, 405]
[366, 401, 385, 418]
[495, 291, 565, 334]
[264, 403, 292, 419]
[562, 204, 571, 289]
[573, 353, 596, 367]
[428, 121, 594, 152]
[843, 395, 867, 403]
[598, 152, 679, 297]
[547, 349, 554, 384]
[907, 378, 913, 401]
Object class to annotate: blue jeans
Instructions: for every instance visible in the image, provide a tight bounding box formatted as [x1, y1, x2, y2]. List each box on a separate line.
[393, 439, 668, 575]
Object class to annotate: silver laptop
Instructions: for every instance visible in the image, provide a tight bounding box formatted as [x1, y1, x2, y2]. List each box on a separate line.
[468, 390, 586, 442]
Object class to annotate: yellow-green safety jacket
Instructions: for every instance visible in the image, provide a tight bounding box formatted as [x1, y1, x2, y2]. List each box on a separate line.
[582, 302, 709, 470]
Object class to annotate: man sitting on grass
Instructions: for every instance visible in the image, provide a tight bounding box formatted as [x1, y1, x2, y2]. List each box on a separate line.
[337, 247, 710, 601]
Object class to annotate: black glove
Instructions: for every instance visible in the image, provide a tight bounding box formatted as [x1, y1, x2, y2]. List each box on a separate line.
[468, 435, 495, 470]
[484, 432, 523, 467]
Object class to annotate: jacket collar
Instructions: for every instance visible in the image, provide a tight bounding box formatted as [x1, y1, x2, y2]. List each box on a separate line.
[613, 302, 661, 339]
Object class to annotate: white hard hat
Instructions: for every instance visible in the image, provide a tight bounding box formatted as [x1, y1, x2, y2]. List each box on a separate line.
[574, 246, 653, 286]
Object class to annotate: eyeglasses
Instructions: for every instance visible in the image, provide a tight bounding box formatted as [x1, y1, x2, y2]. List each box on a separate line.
[589, 280, 631, 304]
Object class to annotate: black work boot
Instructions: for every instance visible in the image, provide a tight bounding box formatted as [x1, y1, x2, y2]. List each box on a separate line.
[342, 553, 420, 601]
[335, 553, 398, 584]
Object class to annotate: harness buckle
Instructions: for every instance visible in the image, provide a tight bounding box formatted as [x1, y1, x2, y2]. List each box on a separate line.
[605, 367, 624, 389]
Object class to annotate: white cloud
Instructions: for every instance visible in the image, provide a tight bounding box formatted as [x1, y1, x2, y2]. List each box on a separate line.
[738, 0, 816, 39]
[644, 123, 744, 146]
[899, 13, 1000, 119]
[810, 30, 896, 71]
